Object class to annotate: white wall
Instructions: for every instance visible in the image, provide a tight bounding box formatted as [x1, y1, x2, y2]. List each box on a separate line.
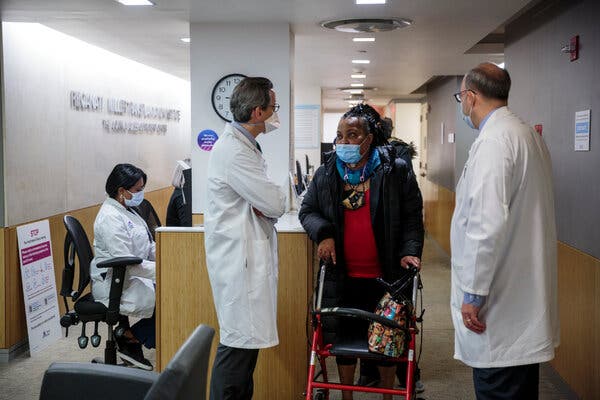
[293, 84, 321, 173]
[2, 23, 191, 226]
[0, 24, 4, 227]
[190, 23, 292, 213]
[393, 103, 422, 172]
[323, 112, 344, 145]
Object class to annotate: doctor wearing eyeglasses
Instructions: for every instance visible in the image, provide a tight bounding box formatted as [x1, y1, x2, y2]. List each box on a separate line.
[204, 77, 287, 400]
[450, 63, 559, 400]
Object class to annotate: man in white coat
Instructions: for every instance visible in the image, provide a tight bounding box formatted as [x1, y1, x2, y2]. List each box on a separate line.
[204, 77, 286, 400]
[450, 63, 559, 399]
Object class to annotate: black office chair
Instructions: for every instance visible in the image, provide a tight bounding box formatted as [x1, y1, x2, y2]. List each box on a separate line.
[59, 215, 142, 365]
[39, 324, 215, 400]
[132, 199, 161, 240]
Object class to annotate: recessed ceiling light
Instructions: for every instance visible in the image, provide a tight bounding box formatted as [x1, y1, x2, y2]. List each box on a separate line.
[351, 74, 367, 79]
[352, 59, 370, 64]
[345, 89, 364, 94]
[115, 0, 154, 5]
[353, 37, 375, 42]
[351, 83, 364, 87]
[180, 37, 191, 43]
[356, 0, 386, 4]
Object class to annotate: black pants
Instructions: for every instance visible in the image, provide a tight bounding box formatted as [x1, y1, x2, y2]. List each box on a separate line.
[473, 363, 539, 400]
[209, 344, 260, 400]
[359, 358, 420, 386]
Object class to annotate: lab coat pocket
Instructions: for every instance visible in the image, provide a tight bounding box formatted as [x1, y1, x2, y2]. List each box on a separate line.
[246, 239, 273, 292]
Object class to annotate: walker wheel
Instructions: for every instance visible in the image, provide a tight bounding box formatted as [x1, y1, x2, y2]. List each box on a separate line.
[314, 389, 327, 400]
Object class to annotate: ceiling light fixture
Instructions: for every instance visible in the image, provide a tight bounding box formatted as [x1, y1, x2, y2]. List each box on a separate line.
[345, 89, 364, 94]
[321, 18, 412, 33]
[180, 37, 191, 43]
[351, 74, 367, 79]
[353, 37, 375, 42]
[356, 0, 386, 4]
[351, 83, 364, 87]
[352, 59, 370, 64]
[344, 94, 365, 100]
[115, 0, 154, 5]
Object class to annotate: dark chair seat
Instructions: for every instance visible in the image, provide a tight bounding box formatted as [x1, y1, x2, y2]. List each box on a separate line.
[40, 325, 215, 400]
[73, 293, 108, 321]
[329, 337, 403, 361]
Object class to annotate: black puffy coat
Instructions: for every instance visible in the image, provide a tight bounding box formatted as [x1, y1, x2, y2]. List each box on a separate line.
[299, 144, 424, 283]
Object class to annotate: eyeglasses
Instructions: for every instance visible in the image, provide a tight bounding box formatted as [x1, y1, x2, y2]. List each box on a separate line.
[269, 103, 280, 112]
[453, 89, 476, 103]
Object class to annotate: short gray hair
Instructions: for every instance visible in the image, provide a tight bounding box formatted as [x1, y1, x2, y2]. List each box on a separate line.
[230, 77, 273, 122]
[465, 63, 511, 101]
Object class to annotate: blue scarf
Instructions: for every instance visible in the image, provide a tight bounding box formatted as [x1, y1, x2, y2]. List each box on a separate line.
[336, 149, 381, 185]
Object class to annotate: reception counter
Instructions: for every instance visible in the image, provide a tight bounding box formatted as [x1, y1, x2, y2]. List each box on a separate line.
[155, 212, 313, 399]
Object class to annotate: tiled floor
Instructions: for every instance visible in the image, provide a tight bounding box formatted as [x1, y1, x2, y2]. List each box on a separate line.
[0, 236, 579, 399]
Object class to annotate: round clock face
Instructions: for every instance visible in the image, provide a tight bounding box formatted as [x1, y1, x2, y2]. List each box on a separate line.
[211, 73, 246, 122]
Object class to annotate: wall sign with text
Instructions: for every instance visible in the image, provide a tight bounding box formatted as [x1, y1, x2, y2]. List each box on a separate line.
[17, 220, 61, 355]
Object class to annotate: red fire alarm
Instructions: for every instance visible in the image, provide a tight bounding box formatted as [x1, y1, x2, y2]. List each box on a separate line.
[534, 124, 543, 136]
[570, 35, 579, 62]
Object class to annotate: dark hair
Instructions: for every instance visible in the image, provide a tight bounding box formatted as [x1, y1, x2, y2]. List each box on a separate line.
[230, 77, 273, 122]
[341, 103, 388, 149]
[105, 163, 147, 199]
[381, 117, 394, 140]
[465, 63, 511, 101]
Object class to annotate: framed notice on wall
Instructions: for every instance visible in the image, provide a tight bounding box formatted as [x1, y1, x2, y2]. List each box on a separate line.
[295, 104, 320, 149]
[17, 220, 62, 355]
[574, 109, 591, 151]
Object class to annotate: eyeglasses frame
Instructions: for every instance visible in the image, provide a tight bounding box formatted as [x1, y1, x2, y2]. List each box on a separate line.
[453, 89, 477, 103]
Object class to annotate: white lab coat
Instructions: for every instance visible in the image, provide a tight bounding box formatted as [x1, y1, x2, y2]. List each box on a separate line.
[450, 106, 559, 368]
[91, 197, 156, 318]
[204, 123, 286, 349]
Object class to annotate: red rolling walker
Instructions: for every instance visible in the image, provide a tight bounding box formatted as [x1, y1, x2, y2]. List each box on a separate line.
[305, 263, 422, 400]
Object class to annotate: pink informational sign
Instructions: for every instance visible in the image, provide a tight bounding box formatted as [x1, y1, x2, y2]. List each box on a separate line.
[17, 220, 61, 355]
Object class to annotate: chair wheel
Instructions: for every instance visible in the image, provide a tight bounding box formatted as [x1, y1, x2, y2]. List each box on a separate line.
[78, 336, 89, 349]
[91, 334, 101, 347]
[114, 326, 126, 339]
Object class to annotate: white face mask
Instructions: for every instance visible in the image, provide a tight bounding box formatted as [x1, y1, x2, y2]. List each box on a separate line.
[124, 189, 144, 207]
[264, 111, 280, 134]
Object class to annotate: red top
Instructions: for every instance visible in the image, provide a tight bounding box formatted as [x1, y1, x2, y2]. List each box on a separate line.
[343, 189, 382, 278]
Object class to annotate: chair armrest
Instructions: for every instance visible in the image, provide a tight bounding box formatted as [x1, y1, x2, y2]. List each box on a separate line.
[40, 362, 158, 400]
[97, 257, 143, 269]
[97, 257, 142, 324]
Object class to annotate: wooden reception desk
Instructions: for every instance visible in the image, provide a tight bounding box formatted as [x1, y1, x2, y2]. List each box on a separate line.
[155, 213, 313, 399]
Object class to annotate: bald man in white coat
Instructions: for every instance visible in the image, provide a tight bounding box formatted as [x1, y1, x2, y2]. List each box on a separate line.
[450, 63, 559, 400]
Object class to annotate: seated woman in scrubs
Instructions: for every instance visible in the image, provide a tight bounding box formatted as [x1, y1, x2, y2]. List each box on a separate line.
[91, 163, 156, 370]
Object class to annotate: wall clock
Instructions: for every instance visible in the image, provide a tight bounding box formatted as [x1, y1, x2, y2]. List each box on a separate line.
[211, 73, 246, 122]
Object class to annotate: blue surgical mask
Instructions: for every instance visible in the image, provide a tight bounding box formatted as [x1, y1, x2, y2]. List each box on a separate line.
[461, 101, 476, 130]
[124, 190, 144, 207]
[336, 144, 362, 163]
[335, 136, 368, 164]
